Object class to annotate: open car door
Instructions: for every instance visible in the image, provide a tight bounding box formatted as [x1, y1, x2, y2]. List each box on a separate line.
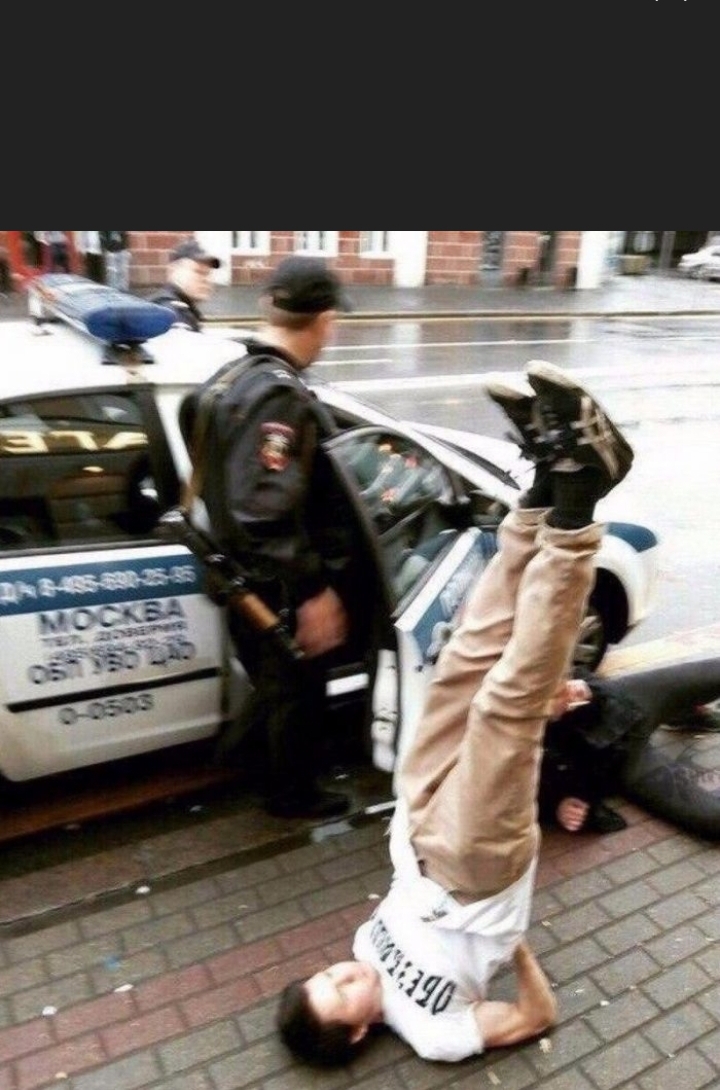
[323, 426, 504, 782]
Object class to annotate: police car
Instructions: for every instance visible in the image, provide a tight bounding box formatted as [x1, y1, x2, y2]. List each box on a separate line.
[0, 275, 659, 787]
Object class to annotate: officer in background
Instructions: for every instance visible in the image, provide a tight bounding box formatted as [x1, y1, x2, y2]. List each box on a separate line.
[191, 256, 361, 820]
[150, 239, 221, 331]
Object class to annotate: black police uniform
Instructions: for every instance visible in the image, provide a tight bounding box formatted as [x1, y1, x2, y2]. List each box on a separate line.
[149, 284, 204, 332]
[195, 338, 360, 817]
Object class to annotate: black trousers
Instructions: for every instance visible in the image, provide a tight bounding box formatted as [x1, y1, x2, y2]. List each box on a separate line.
[604, 657, 720, 734]
[222, 605, 338, 804]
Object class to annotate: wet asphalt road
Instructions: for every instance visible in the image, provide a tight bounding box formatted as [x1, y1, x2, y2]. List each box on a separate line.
[320, 313, 720, 647]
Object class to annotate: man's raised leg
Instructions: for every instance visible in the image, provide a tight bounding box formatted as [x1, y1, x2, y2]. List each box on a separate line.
[406, 363, 633, 901]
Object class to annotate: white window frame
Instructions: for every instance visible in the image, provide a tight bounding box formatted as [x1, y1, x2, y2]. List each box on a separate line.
[360, 231, 391, 258]
[293, 231, 338, 257]
[232, 231, 270, 255]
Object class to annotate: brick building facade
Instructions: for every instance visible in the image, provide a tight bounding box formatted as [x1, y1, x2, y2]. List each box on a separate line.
[0, 231, 584, 292]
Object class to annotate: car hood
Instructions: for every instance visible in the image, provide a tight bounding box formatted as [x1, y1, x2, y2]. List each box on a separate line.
[406, 421, 531, 482]
[407, 420, 654, 527]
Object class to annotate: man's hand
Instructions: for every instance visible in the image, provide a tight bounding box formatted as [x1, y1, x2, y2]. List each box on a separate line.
[295, 587, 349, 658]
[473, 939, 557, 1049]
[549, 677, 593, 720]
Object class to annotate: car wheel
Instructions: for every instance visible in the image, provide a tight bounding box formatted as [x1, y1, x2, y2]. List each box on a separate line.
[572, 603, 608, 671]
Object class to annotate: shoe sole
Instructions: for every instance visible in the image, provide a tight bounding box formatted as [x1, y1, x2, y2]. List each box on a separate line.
[525, 360, 633, 483]
[484, 375, 548, 461]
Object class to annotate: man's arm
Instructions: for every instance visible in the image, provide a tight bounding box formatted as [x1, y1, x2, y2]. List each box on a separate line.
[473, 940, 557, 1049]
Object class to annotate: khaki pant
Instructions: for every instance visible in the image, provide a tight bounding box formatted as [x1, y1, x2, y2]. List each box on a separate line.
[400, 507, 603, 901]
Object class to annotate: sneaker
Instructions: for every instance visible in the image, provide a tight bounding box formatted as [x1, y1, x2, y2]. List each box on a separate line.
[484, 374, 550, 462]
[586, 801, 628, 834]
[525, 360, 634, 489]
[265, 787, 351, 820]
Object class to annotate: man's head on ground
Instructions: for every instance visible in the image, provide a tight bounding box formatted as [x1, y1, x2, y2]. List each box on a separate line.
[277, 960, 383, 1066]
[258, 256, 351, 367]
[167, 239, 221, 303]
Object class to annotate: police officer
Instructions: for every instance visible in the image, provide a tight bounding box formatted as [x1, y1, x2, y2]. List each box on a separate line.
[150, 239, 221, 331]
[196, 256, 357, 819]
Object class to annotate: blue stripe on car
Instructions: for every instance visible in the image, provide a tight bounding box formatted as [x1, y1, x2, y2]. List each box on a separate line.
[607, 522, 658, 553]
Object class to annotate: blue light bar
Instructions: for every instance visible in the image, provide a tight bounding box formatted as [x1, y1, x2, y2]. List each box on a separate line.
[33, 274, 175, 345]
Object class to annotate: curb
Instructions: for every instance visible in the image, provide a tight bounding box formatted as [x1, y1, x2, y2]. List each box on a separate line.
[202, 308, 720, 326]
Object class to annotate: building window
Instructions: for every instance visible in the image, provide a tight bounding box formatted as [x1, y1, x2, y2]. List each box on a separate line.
[294, 231, 338, 257]
[232, 232, 269, 254]
[360, 232, 391, 257]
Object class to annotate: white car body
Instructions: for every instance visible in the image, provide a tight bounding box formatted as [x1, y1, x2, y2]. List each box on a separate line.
[0, 276, 660, 786]
[677, 245, 720, 280]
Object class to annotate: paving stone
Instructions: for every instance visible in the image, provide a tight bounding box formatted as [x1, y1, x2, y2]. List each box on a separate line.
[543, 937, 608, 983]
[255, 868, 322, 908]
[551, 869, 614, 909]
[158, 1021, 241, 1075]
[0, 955, 51, 1005]
[645, 890, 708, 929]
[89, 948, 168, 992]
[643, 924, 709, 967]
[698, 1026, 720, 1068]
[554, 975, 608, 1019]
[165, 926, 237, 970]
[210, 1035, 294, 1089]
[46, 937, 120, 978]
[70, 1050, 162, 1090]
[581, 1033, 662, 1089]
[11, 970, 93, 1023]
[642, 1003, 717, 1055]
[544, 900, 612, 943]
[694, 908, 720, 940]
[591, 947, 659, 996]
[147, 878, 224, 917]
[145, 1074, 213, 1090]
[601, 880, 663, 920]
[80, 900, 153, 939]
[528, 1019, 601, 1073]
[697, 981, 720, 1021]
[4, 920, 82, 962]
[121, 911, 196, 954]
[522, 1073, 595, 1090]
[232, 996, 275, 1044]
[646, 859, 708, 896]
[642, 962, 714, 1010]
[235, 901, 306, 944]
[215, 857, 283, 891]
[583, 990, 659, 1041]
[599, 848, 660, 885]
[190, 889, 261, 929]
[647, 836, 702, 867]
[596, 912, 661, 956]
[636, 1049, 716, 1089]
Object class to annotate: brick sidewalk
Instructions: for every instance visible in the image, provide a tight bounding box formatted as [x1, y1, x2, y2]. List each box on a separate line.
[2, 796, 719, 1090]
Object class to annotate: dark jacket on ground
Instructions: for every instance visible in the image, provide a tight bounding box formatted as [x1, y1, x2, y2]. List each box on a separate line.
[538, 669, 648, 824]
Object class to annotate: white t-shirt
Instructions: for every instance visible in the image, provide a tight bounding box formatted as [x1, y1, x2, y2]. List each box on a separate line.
[353, 799, 535, 1062]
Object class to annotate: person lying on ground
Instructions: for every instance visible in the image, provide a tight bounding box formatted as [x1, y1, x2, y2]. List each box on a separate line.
[540, 658, 720, 834]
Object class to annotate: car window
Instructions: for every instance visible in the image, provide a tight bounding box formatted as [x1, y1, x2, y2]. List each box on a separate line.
[0, 391, 163, 550]
[330, 431, 461, 604]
